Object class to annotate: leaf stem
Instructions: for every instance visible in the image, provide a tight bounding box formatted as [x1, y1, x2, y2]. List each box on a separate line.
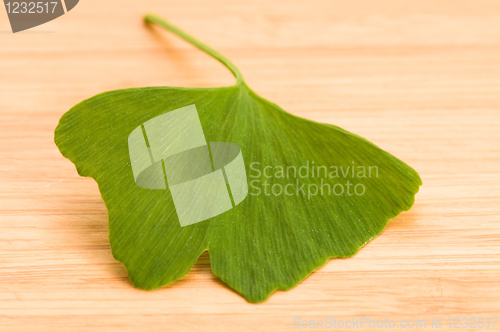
[144, 13, 245, 85]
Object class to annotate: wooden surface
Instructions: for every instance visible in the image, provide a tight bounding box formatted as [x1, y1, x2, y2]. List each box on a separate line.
[1, 0, 499, 331]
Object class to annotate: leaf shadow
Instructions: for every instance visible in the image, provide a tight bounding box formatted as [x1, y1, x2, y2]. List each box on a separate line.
[266, 207, 422, 301]
[164, 207, 422, 301]
[132, 209, 421, 296]
[143, 22, 233, 88]
[159, 250, 244, 298]
[385, 204, 420, 231]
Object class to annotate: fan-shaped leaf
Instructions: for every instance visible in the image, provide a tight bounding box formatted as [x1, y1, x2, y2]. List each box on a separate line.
[54, 14, 422, 303]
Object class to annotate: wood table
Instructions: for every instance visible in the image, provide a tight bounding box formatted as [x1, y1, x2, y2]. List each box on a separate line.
[1, 0, 499, 331]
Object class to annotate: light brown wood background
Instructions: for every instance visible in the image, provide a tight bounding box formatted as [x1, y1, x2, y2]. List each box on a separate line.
[1, 0, 499, 331]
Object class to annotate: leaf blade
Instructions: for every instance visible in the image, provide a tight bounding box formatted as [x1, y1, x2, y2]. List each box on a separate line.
[54, 15, 422, 303]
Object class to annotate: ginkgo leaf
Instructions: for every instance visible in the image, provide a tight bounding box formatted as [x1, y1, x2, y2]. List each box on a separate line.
[54, 14, 422, 303]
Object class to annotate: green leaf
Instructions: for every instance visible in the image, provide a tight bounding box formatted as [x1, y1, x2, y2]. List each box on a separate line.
[54, 14, 422, 303]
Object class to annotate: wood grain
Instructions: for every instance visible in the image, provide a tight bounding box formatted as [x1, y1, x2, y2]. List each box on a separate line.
[1, 0, 499, 331]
